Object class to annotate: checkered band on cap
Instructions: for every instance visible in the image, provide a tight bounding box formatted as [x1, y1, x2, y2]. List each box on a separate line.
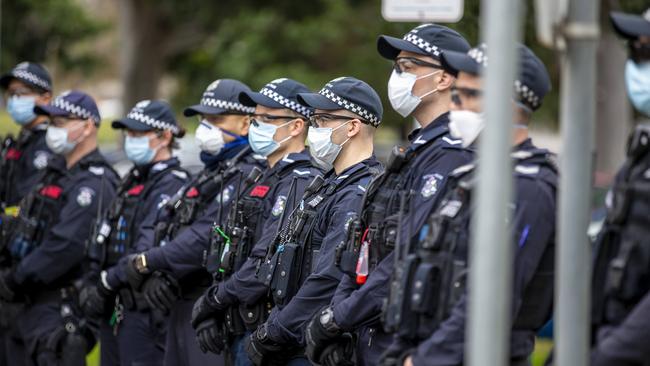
[12, 69, 50, 91]
[318, 88, 380, 127]
[52, 97, 100, 123]
[403, 33, 441, 57]
[126, 111, 180, 134]
[514, 80, 541, 109]
[468, 45, 488, 67]
[260, 87, 312, 117]
[200, 97, 255, 114]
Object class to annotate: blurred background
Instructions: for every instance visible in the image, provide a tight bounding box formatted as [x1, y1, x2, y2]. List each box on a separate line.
[1, 0, 649, 364]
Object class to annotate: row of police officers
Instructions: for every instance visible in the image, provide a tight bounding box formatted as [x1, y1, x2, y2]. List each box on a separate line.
[0, 9, 648, 366]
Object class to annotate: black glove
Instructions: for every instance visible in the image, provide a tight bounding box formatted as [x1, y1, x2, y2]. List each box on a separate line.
[141, 271, 180, 313]
[0, 269, 18, 302]
[191, 285, 224, 329]
[124, 254, 148, 291]
[79, 279, 114, 319]
[244, 323, 284, 366]
[306, 307, 343, 364]
[319, 333, 356, 366]
[196, 318, 225, 354]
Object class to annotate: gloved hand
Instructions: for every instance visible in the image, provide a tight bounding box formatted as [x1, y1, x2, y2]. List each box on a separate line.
[195, 318, 225, 354]
[0, 269, 18, 302]
[319, 333, 356, 366]
[79, 275, 115, 319]
[306, 307, 344, 364]
[191, 285, 225, 329]
[141, 271, 180, 313]
[124, 254, 149, 291]
[244, 323, 284, 366]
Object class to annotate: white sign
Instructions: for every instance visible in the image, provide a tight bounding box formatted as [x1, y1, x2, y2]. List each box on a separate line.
[382, 0, 464, 23]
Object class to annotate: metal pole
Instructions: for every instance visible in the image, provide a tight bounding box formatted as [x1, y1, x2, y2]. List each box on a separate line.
[466, 0, 522, 365]
[555, 0, 600, 365]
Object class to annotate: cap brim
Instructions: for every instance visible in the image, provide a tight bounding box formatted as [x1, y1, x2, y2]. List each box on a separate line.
[441, 50, 480, 76]
[183, 104, 231, 117]
[296, 93, 341, 111]
[610, 12, 650, 39]
[111, 117, 153, 131]
[377, 35, 431, 60]
[33, 104, 70, 118]
[239, 91, 285, 110]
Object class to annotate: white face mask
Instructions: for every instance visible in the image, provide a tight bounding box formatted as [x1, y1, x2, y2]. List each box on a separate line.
[448, 110, 485, 148]
[387, 70, 440, 117]
[307, 121, 351, 170]
[46, 123, 86, 155]
[195, 120, 226, 154]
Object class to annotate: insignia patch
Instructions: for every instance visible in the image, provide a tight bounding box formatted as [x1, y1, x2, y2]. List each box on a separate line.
[33, 151, 49, 170]
[76, 187, 95, 207]
[272, 195, 287, 217]
[216, 185, 234, 204]
[421, 174, 443, 198]
[158, 194, 171, 209]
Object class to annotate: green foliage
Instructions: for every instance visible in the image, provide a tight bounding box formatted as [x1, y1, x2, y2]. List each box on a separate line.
[0, 0, 107, 74]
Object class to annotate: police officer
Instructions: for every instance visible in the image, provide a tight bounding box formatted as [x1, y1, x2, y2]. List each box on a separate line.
[242, 77, 384, 366]
[0, 90, 119, 365]
[383, 43, 556, 366]
[305, 24, 472, 366]
[190, 78, 321, 365]
[113, 79, 266, 366]
[79, 100, 190, 366]
[590, 9, 650, 366]
[0, 62, 53, 208]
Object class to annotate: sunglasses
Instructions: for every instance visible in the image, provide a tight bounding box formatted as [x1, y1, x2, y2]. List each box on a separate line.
[308, 113, 361, 128]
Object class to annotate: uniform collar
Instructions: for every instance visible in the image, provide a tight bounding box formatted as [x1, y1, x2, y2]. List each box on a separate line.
[273, 148, 311, 171]
[513, 138, 535, 152]
[331, 155, 381, 182]
[68, 149, 106, 174]
[407, 112, 450, 145]
[135, 157, 180, 180]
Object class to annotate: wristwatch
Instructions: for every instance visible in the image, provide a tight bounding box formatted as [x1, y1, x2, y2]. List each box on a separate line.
[319, 307, 341, 333]
[134, 253, 150, 274]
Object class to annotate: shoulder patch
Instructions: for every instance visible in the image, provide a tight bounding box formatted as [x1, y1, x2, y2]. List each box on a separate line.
[216, 184, 234, 204]
[76, 187, 96, 207]
[421, 174, 443, 198]
[171, 170, 188, 180]
[272, 195, 287, 217]
[88, 166, 105, 176]
[33, 150, 49, 170]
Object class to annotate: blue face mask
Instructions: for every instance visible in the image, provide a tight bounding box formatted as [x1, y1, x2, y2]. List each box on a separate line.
[625, 60, 650, 116]
[7, 96, 37, 125]
[124, 135, 157, 165]
[248, 119, 293, 157]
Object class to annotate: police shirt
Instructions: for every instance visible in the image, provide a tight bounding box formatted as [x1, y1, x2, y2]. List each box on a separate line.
[264, 156, 383, 345]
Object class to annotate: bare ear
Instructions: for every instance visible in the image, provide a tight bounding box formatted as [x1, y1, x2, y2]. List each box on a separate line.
[239, 115, 251, 136]
[437, 72, 456, 92]
[347, 120, 362, 138]
[290, 118, 306, 137]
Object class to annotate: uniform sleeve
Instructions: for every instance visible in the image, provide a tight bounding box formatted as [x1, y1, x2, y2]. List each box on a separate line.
[12, 136, 51, 205]
[331, 274, 358, 308]
[218, 174, 314, 306]
[15, 175, 116, 285]
[591, 291, 650, 366]
[266, 192, 361, 345]
[332, 251, 393, 331]
[411, 178, 556, 366]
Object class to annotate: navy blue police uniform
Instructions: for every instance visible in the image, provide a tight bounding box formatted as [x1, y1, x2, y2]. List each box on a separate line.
[243, 77, 385, 366]
[115, 79, 266, 366]
[0, 91, 119, 366]
[589, 11, 650, 366]
[79, 100, 190, 366]
[0, 62, 54, 366]
[189, 78, 322, 366]
[305, 25, 473, 366]
[385, 44, 557, 366]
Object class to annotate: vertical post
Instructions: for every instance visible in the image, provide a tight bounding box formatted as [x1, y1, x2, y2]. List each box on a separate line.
[555, 0, 600, 365]
[466, 0, 522, 365]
